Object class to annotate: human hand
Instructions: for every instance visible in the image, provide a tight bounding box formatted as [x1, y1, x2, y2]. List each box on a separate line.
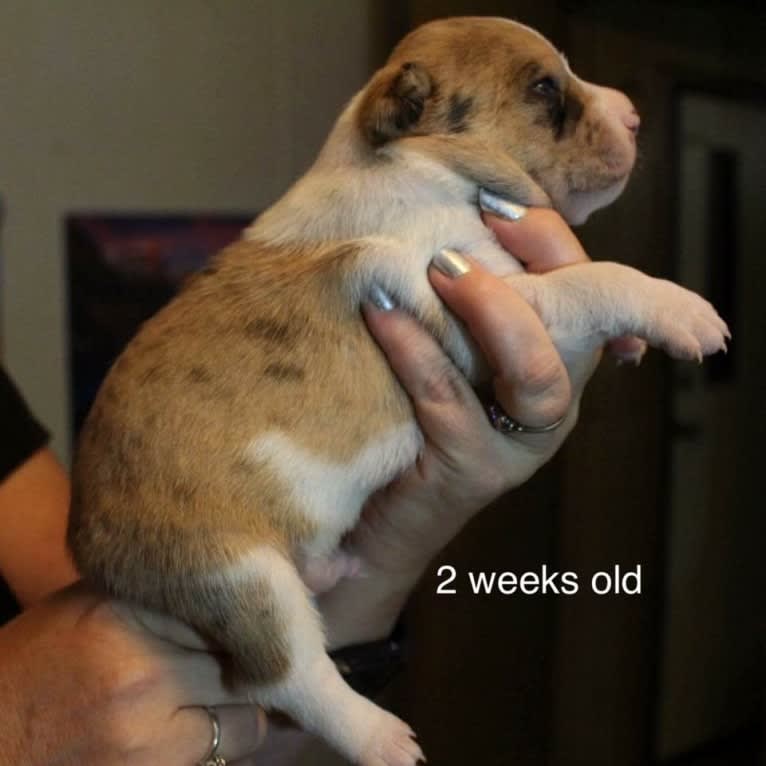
[319, 205, 602, 648]
[0, 583, 266, 766]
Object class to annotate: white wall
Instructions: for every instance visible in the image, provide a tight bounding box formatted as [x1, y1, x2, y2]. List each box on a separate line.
[0, 0, 377, 462]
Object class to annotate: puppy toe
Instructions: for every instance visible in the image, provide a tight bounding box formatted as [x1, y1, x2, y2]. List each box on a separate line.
[661, 327, 704, 362]
[696, 321, 728, 356]
[359, 715, 424, 766]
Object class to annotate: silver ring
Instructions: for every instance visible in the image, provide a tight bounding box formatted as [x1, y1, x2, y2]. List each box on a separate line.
[198, 706, 226, 766]
[487, 400, 565, 434]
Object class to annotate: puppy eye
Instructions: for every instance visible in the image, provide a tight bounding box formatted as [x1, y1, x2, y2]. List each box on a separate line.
[532, 76, 560, 98]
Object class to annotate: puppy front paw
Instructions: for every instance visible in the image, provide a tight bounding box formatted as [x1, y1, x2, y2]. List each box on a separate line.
[358, 711, 425, 766]
[642, 279, 730, 362]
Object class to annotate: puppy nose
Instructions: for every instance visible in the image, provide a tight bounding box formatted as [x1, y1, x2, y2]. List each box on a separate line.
[597, 86, 640, 137]
[624, 108, 641, 136]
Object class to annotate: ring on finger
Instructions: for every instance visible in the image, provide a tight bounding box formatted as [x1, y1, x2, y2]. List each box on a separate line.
[486, 400, 565, 435]
[198, 706, 226, 766]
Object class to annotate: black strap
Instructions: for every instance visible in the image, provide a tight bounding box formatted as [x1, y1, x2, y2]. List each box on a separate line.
[329, 621, 406, 698]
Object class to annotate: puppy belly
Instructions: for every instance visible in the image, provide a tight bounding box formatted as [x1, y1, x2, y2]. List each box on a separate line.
[245, 420, 423, 558]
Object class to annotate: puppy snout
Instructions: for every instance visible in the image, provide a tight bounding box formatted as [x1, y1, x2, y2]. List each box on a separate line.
[596, 85, 640, 138]
[624, 108, 640, 137]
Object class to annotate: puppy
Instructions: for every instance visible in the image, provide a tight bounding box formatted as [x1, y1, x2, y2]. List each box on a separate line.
[68, 17, 728, 766]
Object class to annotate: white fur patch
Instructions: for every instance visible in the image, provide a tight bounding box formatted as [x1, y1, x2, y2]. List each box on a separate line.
[245, 422, 423, 556]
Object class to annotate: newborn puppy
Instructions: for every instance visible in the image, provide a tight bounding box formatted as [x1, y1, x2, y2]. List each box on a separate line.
[68, 17, 728, 766]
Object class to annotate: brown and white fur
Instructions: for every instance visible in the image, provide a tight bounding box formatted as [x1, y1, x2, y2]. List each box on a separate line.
[68, 17, 728, 766]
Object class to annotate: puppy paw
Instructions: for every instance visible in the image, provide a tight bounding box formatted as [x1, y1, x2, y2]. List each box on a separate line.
[641, 279, 730, 361]
[358, 712, 425, 766]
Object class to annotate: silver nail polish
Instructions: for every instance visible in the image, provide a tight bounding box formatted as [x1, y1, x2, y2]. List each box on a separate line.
[368, 283, 396, 310]
[432, 249, 471, 278]
[478, 188, 527, 221]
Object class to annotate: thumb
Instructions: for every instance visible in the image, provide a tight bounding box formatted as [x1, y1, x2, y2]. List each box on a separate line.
[481, 204, 590, 273]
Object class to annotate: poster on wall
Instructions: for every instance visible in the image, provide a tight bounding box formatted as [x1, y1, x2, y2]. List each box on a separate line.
[66, 213, 253, 440]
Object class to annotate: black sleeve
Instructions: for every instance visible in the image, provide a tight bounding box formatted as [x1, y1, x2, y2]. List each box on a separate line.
[0, 367, 50, 482]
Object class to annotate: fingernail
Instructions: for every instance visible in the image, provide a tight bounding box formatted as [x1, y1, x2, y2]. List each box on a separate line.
[432, 248, 471, 278]
[478, 188, 527, 221]
[368, 283, 396, 310]
[254, 706, 268, 747]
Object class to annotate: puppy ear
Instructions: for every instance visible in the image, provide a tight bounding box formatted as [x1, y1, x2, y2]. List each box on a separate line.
[357, 62, 433, 146]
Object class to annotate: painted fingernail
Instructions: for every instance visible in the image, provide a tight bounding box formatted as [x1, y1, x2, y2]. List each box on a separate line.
[478, 188, 527, 221]
[432, 248, 471, 278]
[368, 283, 396, 310]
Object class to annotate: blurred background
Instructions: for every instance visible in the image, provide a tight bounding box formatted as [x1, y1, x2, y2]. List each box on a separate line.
[1, 1, 763, 764]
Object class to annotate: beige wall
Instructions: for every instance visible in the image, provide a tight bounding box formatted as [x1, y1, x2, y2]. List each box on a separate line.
[0, 0, 378, 462]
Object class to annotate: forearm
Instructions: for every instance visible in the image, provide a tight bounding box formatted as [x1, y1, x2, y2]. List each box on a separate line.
[0, 448, 78, 605]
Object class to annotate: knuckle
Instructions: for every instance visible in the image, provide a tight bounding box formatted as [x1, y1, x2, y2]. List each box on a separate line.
[96, 659, 167, 753]
[516, 348, 566, 396]
[515, 350, 572, 421]
[101, 708, 138, 754]
[78, 604, 167, 700]
[86, 639, 166, 708]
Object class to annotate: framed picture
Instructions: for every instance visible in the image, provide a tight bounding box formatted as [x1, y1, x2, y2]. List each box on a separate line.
[66, 213, 253, 439]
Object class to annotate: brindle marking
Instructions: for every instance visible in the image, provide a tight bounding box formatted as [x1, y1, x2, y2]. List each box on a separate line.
[446, 92, 474, 133]
[244, 317, 298, 345]
[263, 362, 306, 382]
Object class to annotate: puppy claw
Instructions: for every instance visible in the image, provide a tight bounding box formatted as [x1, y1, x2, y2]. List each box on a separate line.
[358, 711, 424, 766]
[638, 279, 728, 363]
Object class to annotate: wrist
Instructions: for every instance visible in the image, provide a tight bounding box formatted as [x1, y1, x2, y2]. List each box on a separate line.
[318, 561, 421, 650]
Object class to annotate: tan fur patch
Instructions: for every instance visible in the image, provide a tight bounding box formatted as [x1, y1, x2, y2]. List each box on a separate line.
[69, 238, 413, 584]
[355, 17, 633, 211]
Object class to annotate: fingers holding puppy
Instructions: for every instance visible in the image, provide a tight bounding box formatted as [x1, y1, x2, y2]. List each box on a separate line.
[364, 254, 572, 456]
[429, 250, 571, 431]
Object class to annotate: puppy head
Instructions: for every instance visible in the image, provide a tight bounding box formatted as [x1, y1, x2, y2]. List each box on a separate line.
[357, 17, 639, 224]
